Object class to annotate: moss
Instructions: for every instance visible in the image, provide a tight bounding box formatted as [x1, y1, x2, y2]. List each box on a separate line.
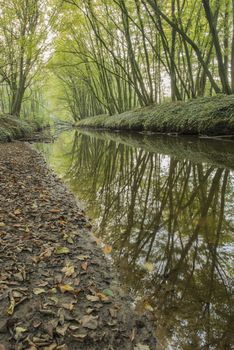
[0, 115, 41, 142]
[77, 95, 234, 135]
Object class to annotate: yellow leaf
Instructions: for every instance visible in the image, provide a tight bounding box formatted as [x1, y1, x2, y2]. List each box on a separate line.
[102, 245, 112, 255]
[62, 263, 74, 277]
[144, 262, 154, 272]
[15, 326, 27, 339]
[55, 247, 70, 255]
[7, 298, 15, 315]
[59, 284, 74, 293]
[33, 288, 46, 295]
[77, 255, 89, 261]
[144, 302, 154, 312]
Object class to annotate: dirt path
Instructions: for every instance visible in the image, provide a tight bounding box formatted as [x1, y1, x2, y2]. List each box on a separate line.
[0, 142, 156, 350]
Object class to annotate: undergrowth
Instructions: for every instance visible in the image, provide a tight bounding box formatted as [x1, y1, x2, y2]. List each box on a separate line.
[0, 115, 42, 142]
[77, 95, 234, 135]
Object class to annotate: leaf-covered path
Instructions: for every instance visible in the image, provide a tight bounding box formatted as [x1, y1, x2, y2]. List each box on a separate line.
[0, 142, 156, 350]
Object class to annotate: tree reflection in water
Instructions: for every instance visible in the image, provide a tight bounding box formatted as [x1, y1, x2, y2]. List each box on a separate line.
[37, 131, 234, 350]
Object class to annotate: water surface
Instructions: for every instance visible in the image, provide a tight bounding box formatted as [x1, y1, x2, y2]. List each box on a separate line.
[36, 130, 234, 350]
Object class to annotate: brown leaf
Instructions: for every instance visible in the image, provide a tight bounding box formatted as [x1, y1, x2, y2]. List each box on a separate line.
[61, 302, 75, 311]
[86, 295, 99, 302]
[14, 209, 21, 215]
[81, 261, 88, 271]
[81, 315, 98, 330]
[56, 324, 69, 336]
[49, 209, 60, 213]
[96, 293, 109, 301]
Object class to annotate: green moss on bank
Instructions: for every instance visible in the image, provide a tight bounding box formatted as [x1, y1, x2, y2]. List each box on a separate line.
[0, 115, 42, 142]
[77, 95, 234, 135]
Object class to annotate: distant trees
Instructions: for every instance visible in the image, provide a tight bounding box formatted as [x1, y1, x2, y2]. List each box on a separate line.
[0, 0, 56, 116]
[1, 0, 231, 119]
[49, 0, 234, 120]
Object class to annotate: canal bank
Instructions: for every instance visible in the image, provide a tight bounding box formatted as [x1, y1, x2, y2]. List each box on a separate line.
[36, 129, 234, 350]
[77, 95, 234, 135]
[0, 142, 156, 350]
[0, 115, 45, 142]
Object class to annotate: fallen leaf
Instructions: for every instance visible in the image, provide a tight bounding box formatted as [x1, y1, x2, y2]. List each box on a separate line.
[15, 326, 27, 340]
[77, 255, 89, 261]
[61, 302, 75, 311]
[14, 209, 21, 215]
[7, 294, 15, 315]
[49, 209, 60, 213]
[102, 244, 112, 254]
[48, 296, 59, 304]
[39, 247, 54, 259]
[102, 289, 114, 297]
[55, 247, 70, 255]
[59, 284, 74, 293]
[71, 333, 87, 341]
[62, 263, 75, 277]
[109, 308, 117, 318]
[96, 293, 109, 301]
[86, 295, 99, 302]
[144, 302, 154, 312]
[81, 315, 98, 330]
[56, 324, 69, 336]
[33, 288, 46, 295]
[81, 261, 88, 271]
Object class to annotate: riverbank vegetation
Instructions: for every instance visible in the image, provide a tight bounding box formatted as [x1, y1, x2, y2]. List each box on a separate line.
[1, 1, 234, 133]
[0, 115, 44, 142]
[50, 0, 234, 124]
[77, 94, 234, 135]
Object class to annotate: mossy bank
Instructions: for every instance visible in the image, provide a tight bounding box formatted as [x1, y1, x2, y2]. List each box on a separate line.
[77, 95, 234, 135]
[0, 115, 43, 142]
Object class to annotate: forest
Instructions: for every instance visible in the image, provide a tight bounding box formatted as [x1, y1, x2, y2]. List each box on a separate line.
[0, 2, 234, 349]
[0, 0, 234, 124]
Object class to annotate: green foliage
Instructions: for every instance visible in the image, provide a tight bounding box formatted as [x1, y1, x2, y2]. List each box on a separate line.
[77, 95, 234, 135]
[0, 115, 41, 142]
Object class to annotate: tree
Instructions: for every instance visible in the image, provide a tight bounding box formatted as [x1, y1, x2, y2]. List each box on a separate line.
[0, 0, 56, 116]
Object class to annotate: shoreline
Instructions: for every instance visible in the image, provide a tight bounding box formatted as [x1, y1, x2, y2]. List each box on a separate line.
[0, 142, 156, 350]
[76, 95, 234, 136]
[74, 129, 234, 170]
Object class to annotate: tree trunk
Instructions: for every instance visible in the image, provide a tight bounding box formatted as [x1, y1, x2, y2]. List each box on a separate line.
[202, 0, 231, 94]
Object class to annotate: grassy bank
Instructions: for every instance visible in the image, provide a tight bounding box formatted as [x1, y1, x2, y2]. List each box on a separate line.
[0, 115, 43, 142]
[77, 95, 234, 135]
